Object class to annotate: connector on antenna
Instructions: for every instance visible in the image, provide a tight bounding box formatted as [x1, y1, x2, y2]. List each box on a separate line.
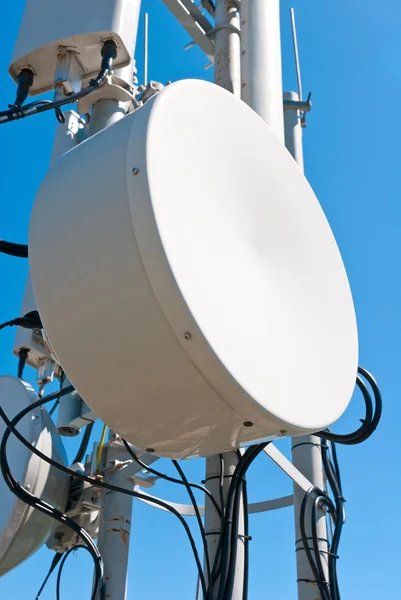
[100, 39, 118, 72]
[13, 68, 34, 108]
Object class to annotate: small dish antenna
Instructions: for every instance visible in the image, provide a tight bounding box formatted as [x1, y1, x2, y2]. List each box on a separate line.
[0, 377, 69, 576]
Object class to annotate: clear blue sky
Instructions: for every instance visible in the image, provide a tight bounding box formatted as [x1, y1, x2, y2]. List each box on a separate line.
[1, 1, 400, 598]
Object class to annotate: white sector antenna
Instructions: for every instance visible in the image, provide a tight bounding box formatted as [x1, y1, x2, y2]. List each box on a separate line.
[29, 80, 358, 458]
[0, 377, 69, 576]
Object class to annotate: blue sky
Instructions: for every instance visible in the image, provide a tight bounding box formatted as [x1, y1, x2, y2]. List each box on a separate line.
[1, 0, 400, 598]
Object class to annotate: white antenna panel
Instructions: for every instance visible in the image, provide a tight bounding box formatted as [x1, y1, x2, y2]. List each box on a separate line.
[9, 0, 140, 95]
[29, 80, 358, 458]
[0, 377, 69, 576]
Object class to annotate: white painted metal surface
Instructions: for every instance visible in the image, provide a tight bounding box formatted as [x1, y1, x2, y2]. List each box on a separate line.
[263, 443, 312, 494]
[9, 0, 141, 95]
[241, 0, 285, 142]
[214, 0, 241, 96]
[0, 377, 69, 576]
[29, 79, 358, 458]
[161, 0, 215, 61]
[284, 91, 329, 600]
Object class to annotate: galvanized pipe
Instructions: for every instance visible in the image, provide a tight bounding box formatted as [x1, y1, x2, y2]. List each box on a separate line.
[214, 0, 241, 96]
[284, 91, 329, 600]
[241, 0, 284, 143]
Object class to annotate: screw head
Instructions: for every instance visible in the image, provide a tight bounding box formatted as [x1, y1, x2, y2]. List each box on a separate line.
[279, 429, 287, 436]
[243, 421, 253, 427]
[184, 332, 192, 340]
[132, 167, 140, 175]
[146, 447, 155, 453]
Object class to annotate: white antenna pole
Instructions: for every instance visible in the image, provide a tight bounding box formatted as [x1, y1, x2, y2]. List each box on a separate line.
[213, 0, 241, 95]
[204, 3, 243, 598]
[144, 12, 149, 86]
[89, 1, 141, 136]
[89, 4, 141, 598]
[95, 432, 135, 600]
[290, 8, 303, 101]
[284, 91, 329, 600]
[241, 0, 285, 143]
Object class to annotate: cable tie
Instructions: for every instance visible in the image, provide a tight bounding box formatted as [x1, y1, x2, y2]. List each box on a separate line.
[292, 441, 324, 451]
[295, 537, 328, 545]
[202, 474, 233, 483]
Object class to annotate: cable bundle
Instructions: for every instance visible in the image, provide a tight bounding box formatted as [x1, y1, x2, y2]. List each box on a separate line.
[0, 307, 382, 600]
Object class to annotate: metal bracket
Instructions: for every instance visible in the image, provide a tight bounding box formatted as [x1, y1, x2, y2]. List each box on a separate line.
[283, 97, 312, 113]
[263, 443, 312, 492]
[162, 0, 215, 61]
[134, 488, 293, 516]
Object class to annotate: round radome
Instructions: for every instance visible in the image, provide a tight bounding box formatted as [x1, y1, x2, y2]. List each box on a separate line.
[29, 80, 358, 458]
[0, 377, 69, 576]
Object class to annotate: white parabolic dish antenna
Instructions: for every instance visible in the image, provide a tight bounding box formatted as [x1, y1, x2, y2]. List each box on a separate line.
[0, 377, 69, 576]
[29, 80, 358, 458]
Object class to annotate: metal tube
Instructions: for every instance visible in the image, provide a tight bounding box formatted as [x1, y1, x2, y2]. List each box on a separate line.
[88, 0, 141, 136]
[290, 8, 303, 102]
[88, 5, 141, 598]
[88, 99, 127, 136]
[214, 0, 241, 96]
[205, 7, 244, 597]
[204, 453, 244, 600]
[96, 478, 134, 599]
[144, 12, 149, 86]
[292, 435, 329, 600]
[241, 0, 284, 143]
[283, 91, 304, 170]
[284, 92, 329, 600]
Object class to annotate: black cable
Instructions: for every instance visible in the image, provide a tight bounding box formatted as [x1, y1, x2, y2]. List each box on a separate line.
[0, 311, 42, 331]
[17, 347, 29, 378]
[0, 390, 208, 599]
[318, 366, 382, 445]
[300, 487, 335, 600]
[242, 478, 249, 600]
[0, 239, 28, 257]
[218, 454, 225, 513]
[72, 422, 94, 465]
[0, 386, 105, 600]
[216, 444, 268, 600]
[11, 68, 34, 108]
[321, 439, 344, 600]
[35, 551, 63, 599]
[311, 495, 330, 597]
[330, 441, 342, 495]
[56, 545, 92, 600]
[121, 439, 223, 518]
[172, 459, 212, 598]
[49, 373, 66, 417]
[0, 40, 118, 126]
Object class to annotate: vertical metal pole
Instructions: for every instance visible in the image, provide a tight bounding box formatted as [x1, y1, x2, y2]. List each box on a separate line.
[240, 0, 285, 143]
[214, 0, 241, 96]
[283, 91, 304, 170]
[205, 454, 244, 600]
[89, 99, 127, 136]
[88, 0, 141, 136]
[284, 91, 329, 600]
[96, 435, 134, 600]
[204, 5, 243, 597]
[144, 12, 149, 86]
[88, 5, 141, 598]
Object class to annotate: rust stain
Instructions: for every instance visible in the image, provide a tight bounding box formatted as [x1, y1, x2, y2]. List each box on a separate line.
[108, 517, 124, 523]
[105, 527, 130, 550]
[106, 528, 122, 533]
[121, 528, 130, 550]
